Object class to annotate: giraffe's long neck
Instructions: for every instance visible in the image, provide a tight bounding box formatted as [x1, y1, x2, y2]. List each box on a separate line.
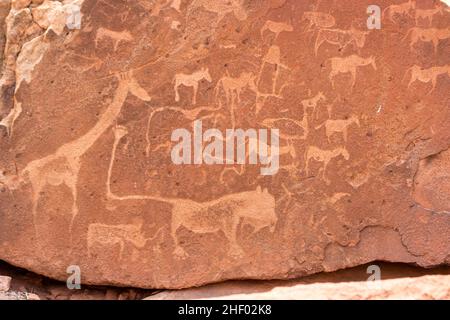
[59, 80, 130, 157]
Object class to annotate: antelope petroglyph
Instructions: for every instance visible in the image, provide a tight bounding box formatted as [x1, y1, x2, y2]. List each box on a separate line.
[87, 222, 163, 260]
[20, 71, 151, 238]
[173, 68, 212, 105]
[414, 6, 445, 26]
[260, 20, 293, 40]
[404, 65, 450, 93]
[305, 146, 350, 184]
[315, 115, 361, 143]
[301, 92, 327, 119]
[403, 27, 450, 53]
[303, 11, 336, 31]
[383, 0, 416, 23]
[328, 55, 377, 89]
[107, 127, 278, 258]
[315, 28, 368, 56]
[95, 28, 133, 51]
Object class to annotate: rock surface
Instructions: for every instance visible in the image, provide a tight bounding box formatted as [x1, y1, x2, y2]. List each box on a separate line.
[0, 0, 449, 289]
[147, 274, 450, 300]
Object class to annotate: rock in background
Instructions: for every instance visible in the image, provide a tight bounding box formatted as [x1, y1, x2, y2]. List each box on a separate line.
[0, 0, 449, 289]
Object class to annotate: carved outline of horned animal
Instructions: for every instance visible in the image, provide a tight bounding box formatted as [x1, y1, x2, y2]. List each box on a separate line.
[107, 126, 278, 259]
[315, 28, 368, 56]
[403, 27, 450, 53]
[301, 92, 327, 119]
[328, 55, 377, 89]
[260, 20, 294, 40]
[94, 28, 134, 51]
[404, 65, 450, 93]
[19, 71, 151, 239]
[315, 115, 361, 143]
[173, 67, 212, 105]
[304, 146, 350, 184]
[383, 0, 416, 23]
[414, 6, 445, 26]
[87, 222, 163, 260]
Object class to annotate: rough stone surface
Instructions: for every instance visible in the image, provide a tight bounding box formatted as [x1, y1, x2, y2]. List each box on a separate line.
[147, 274, 450, 300]
[0, 0, 449, 289]
[0, 275, 11, 291]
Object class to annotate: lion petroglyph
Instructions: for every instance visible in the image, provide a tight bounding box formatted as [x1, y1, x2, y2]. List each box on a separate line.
[95, 28, 133, 51]
[383, 0, 416, 23]
[328, 55, 377, 89]
[303, 11, 335, 31]
[87, 222, 163, 260]
[173, 68, 212, 105]
[403, 27, 450, 53]
[305, 146, 350, 184]
[404, 64, 450, 93]
[19, 71, 151, 238]
[107, 127, 277, 259]
[260, 20, 293, 40]
[315, 115, 360, 143]
[414, 6, 445, 26]
[315, 28, 368, 56]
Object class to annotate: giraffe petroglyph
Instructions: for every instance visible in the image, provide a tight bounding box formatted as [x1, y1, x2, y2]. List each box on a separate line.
[20, 71, 151, 238]
[383, 0, 416, 23]
[173, 68, 212, 105]
[315, 115, 361, 143]
[405, 65, 450, 93]
[328, 55, 377, 89]
[305, 146, 350, 184]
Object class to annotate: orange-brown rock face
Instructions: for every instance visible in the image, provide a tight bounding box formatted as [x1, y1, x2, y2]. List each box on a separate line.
[0, 0, 449, 289]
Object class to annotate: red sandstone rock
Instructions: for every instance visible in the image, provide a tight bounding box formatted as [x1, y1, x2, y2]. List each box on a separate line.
[0, 0, 449, 289]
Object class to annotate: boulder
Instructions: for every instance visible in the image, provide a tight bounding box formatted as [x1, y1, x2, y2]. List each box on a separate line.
[0, 0, 449, 289]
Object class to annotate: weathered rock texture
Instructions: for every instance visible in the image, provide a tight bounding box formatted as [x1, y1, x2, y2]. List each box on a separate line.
[0, 0, 449, 289]
[147, 274, 450, 300]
